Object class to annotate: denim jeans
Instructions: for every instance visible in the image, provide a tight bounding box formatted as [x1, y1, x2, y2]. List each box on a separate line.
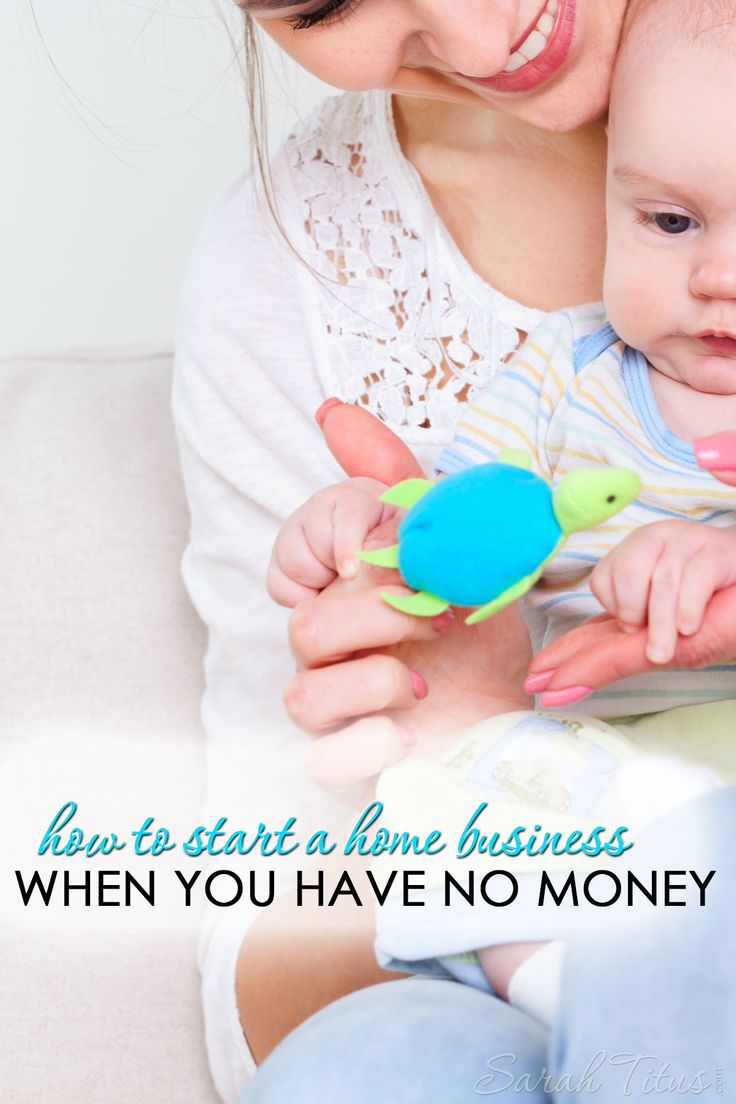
[241, 788, 736, 1102]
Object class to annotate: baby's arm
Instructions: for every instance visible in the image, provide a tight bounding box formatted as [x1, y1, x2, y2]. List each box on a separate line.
[267, 476, 392, 607]
[591, 520, 736, 665]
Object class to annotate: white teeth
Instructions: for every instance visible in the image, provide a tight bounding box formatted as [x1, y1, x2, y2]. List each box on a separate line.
[504, 52, 528, 72]
[518, 28, 548, 61]
[501, 0, 559, 73]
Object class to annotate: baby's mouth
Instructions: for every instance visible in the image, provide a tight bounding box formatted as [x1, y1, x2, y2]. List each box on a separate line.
[697, 333, 736, 354]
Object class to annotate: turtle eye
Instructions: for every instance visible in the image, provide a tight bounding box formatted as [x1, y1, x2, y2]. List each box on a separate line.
[606, 495, 616, 504]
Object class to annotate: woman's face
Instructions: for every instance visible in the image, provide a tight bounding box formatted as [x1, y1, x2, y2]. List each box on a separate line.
[242, 0, 629, 132]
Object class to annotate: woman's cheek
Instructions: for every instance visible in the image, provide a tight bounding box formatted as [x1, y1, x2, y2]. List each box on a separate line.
[256, 22, 401, 92]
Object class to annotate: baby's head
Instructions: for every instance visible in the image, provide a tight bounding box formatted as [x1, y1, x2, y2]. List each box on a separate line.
[604, 0, 736, 395]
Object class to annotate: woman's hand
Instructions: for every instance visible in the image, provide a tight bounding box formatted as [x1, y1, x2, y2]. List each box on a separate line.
[526, 585, 736, 707]
[284, 401, 532, 793]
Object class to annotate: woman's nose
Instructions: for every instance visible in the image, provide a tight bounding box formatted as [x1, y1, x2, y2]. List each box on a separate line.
[690, 251, 736, 301]
[406, 0, 520, 78]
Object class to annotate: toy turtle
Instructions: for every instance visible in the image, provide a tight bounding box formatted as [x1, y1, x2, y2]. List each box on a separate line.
[358, 450, 640, 625]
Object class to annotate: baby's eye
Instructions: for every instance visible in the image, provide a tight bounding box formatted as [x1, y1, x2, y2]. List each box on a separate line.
[647, 212, 698, 235]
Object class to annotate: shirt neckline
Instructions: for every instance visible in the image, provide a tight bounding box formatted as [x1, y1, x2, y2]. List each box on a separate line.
[621, 346, 699, 469]
[369, 89, 546, 332]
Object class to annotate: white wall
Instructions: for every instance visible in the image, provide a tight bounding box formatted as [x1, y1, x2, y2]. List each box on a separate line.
[3, 0, 331, 357]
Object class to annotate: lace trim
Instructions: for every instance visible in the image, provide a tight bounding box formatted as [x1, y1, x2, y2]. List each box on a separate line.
[286, 91, 544, 443]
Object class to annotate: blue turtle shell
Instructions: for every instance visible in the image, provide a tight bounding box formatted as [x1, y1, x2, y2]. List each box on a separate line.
[397, 462, 562, 607]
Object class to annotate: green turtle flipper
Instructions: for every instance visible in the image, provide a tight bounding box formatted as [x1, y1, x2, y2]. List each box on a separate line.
[381, 591, 450, 617]
[464, 569, 543, 625]
[357, 544, 400, 569]
[497, 448, 532, 470]
[380, 478, 434, 509]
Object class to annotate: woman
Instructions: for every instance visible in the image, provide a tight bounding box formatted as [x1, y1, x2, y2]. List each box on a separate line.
[173, 2, 736, 1099]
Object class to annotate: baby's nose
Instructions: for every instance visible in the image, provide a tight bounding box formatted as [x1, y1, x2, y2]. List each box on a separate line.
[690, 253, 736, 300]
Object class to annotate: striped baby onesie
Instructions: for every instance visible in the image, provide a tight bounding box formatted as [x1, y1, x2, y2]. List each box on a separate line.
[435, 303, 736, 717]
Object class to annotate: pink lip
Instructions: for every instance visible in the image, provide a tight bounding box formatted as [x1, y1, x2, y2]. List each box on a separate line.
[698, 333, 736, 353]
[456, 0, 576, 95]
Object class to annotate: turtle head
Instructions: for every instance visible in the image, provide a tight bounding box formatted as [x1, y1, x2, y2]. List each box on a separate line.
[552, 468, 641, 535]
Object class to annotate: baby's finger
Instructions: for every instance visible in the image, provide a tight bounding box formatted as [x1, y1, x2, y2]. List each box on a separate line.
[676, 555, 717, 637]
[305, 715, 414, 798]
[610, 549, 654, 633]
[266, 562, 319, 608]
[589, 560, 615, 617]
[646, 554, 686, 664]
[333, 491, 388, 580]
[269, 530, 336, 601]
[284, 653, 428, 733]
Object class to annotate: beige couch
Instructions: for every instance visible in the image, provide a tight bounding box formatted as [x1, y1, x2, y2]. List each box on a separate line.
[0, 351, 220, 1104]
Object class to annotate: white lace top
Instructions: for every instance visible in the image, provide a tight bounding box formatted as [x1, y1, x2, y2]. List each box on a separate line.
[173, 88, 545, 1104]
[282, 89, 543, 440]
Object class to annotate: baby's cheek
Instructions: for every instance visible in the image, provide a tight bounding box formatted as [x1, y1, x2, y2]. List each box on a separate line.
[603, 245, 652, 351]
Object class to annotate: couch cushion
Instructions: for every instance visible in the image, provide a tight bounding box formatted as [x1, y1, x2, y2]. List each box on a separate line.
[0, 351, 219, 1104]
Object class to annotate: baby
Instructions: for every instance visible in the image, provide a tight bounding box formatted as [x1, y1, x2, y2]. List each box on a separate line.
[270, 0, 736, 1025]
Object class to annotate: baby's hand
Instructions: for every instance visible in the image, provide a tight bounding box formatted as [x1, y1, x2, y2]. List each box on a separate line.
[590, 521, 736, 665]
[267, 477, 393, 608]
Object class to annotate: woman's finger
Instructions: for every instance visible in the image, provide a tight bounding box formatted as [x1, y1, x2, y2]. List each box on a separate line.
[538, 622, 652, 705]
[318, 400, 424, 483]
[284, 653, 427, 733]
[305, 715, 414, 803]
[537, 582, 736, 701]
[526, 614, 617, 682]
[288, 584, 447, 668]
[694, 432, 736, 484]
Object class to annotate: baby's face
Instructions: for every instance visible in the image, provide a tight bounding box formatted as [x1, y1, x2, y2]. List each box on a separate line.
[604, 26, 736, 396]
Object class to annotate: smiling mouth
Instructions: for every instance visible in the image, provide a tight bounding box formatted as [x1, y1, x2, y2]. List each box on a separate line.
[455, 0, 575, 95]
[504, 0, 561, 72]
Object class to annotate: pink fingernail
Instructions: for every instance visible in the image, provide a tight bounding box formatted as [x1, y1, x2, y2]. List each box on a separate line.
[431, 609, 455, 632]
[398, 725, 417, 748]
[693, 432, 736, 472]
[523, 669, 556, 694]
[410, 670, 429, 700]
[315, 397, 342, 429]
[539, 686, 593, 708]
